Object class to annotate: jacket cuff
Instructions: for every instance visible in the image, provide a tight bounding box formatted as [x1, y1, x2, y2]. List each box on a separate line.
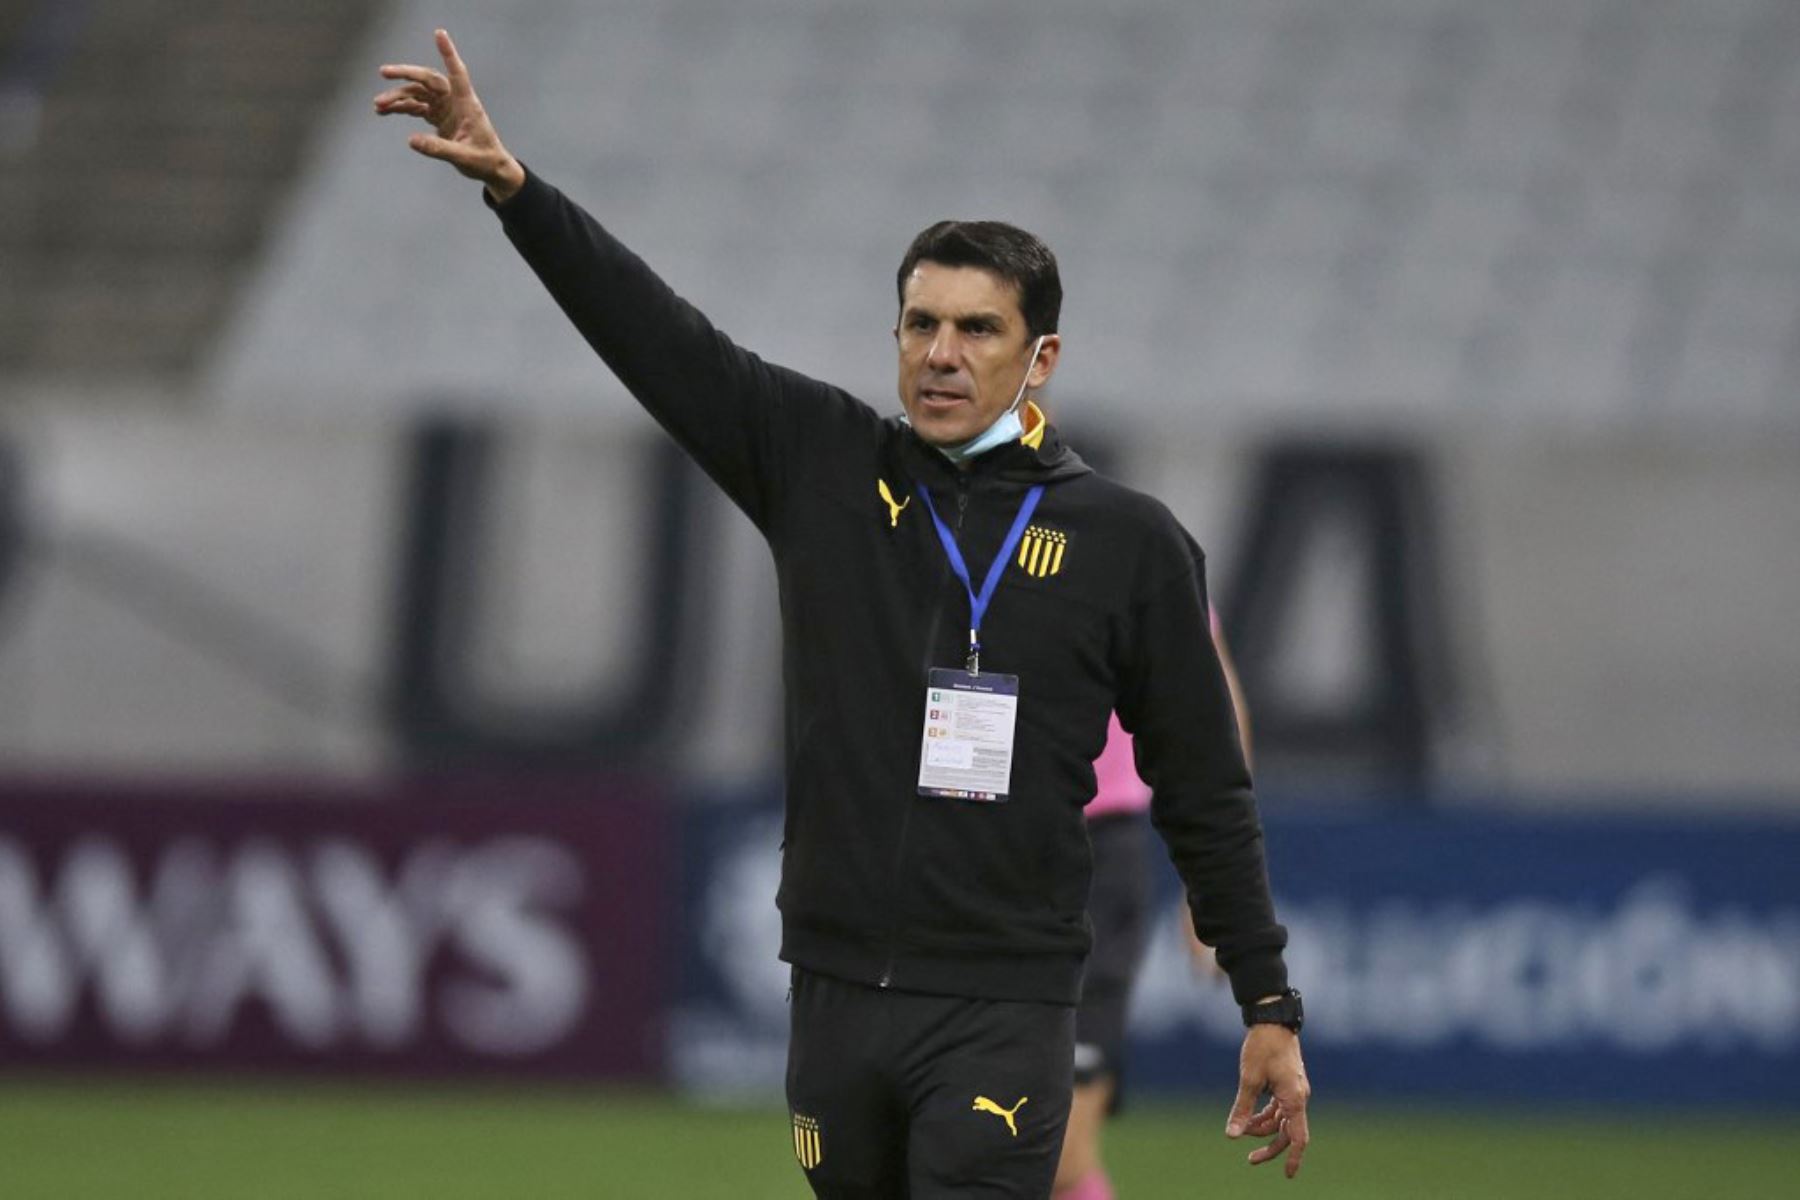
[1226, 948, 1290, 1009]
[484, 162, 547, 218]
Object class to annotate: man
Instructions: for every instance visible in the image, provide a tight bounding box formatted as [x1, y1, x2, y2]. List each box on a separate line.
[376, 30, 1310, 1197]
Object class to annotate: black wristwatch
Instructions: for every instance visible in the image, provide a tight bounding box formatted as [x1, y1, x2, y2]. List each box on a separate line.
[1241, 987, 1304, 1033]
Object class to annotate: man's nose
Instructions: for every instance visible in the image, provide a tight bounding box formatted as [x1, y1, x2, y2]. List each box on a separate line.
[925, 330, 961, 369]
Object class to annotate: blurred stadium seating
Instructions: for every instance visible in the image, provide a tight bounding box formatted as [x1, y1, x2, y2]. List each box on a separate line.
[198, 0, 1800, 432]
[2, 1, 1794, 425]
[0, 0, 381, 377]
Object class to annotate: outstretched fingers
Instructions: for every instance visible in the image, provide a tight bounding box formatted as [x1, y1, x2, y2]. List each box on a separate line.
[378, 63, 449, 94]
[436, 29, 473, 96]
[376, 30, 518, 197]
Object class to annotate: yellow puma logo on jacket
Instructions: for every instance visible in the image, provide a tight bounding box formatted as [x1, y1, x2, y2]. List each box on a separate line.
[971, 1095, 1028, 1137]
[877, 479, 910, 527]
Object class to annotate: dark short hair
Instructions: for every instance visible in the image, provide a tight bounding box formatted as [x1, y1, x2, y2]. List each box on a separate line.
[895, 221, 1062, 338]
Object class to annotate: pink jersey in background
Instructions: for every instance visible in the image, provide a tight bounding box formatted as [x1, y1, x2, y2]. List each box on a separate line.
[1087, 607, 1223, 820]
[1087, 713, 1151, 818]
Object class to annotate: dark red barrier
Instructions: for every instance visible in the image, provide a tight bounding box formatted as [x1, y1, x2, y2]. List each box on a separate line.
[0, 773, 667, 1080]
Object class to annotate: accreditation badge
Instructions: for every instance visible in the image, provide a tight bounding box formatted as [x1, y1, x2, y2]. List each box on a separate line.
[917, 668, 1020, 802]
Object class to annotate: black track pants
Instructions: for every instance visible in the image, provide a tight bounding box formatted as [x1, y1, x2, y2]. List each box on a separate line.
[785, 968, 1075, 1199]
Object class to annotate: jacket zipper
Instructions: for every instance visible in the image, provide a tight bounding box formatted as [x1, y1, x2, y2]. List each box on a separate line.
[878, 470, 972, 989]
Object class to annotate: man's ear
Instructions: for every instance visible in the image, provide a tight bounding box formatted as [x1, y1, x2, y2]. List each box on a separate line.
[1028, 334, 1062, 389]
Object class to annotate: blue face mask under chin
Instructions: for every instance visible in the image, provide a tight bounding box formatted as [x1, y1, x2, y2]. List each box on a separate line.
[932, 335, 1048, 465]
[940, 405, 1025, 462]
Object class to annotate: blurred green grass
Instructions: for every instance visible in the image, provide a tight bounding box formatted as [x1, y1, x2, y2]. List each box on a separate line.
[0, 1078, 1786, 1199]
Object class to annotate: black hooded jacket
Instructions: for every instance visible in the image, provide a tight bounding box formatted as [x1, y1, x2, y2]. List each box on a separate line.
[493, 170, 1289, 1008]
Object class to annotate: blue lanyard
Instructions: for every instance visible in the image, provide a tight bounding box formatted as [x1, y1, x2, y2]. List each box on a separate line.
[914, 482, 1044, 674]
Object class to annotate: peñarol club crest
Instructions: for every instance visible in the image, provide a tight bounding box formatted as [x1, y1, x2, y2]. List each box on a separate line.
[1016, 524, 1068, 578]
[792, 1113, 823, 1169]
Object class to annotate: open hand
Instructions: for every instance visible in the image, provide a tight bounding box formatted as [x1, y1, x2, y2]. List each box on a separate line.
[374, 29, 524, 202]
[1225, 1025, 1311, 1178]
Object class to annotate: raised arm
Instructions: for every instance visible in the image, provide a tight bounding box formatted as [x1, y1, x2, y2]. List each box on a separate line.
[375, 30, 868, 530]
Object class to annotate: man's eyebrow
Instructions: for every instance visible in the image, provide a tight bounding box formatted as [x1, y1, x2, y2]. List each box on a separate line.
[955, 311, 1006, 329]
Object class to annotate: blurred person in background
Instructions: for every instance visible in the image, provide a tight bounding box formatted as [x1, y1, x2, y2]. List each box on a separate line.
[1057, 614, 1250, 1200]
[376, 29, 1307, 1197]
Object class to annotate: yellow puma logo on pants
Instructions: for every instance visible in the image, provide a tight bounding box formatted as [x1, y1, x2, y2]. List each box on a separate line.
[971, 1095, 1028, 1137]
[877, 479, 911, 527]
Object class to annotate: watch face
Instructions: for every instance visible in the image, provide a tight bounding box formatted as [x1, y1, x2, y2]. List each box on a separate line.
[1244, 990, 1303, 1031]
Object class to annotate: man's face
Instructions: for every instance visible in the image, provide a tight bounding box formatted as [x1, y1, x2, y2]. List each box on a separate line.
[895, 262, 1060, 447]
